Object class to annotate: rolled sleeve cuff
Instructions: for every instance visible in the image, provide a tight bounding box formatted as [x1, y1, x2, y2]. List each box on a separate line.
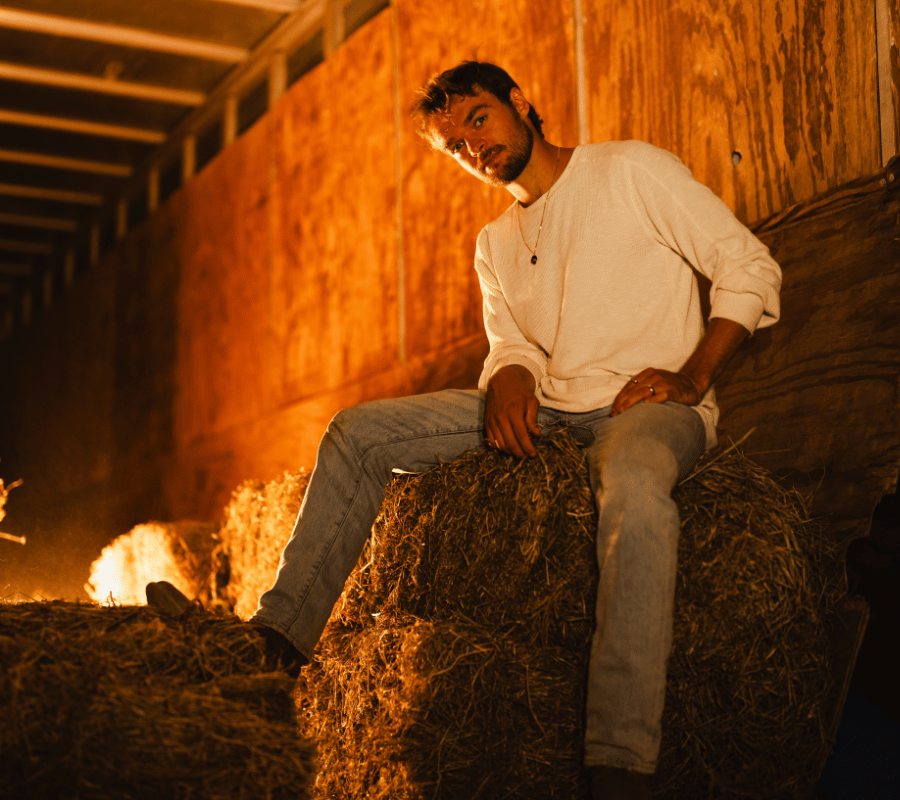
[478, 354, 546, 393]
[709, 291, 766, 335]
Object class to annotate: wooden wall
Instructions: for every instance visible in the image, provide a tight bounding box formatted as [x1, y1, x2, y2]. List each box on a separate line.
[0, 0, 892, 599]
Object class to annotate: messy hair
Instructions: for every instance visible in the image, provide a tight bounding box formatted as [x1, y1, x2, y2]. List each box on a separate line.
[410, 61, 545, 146]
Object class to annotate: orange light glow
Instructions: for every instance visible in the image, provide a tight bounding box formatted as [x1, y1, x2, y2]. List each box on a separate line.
[85, 524, 193, 605]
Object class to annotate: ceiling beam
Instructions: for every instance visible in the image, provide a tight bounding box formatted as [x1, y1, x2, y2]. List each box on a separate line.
[0, 148, 131, 177]
[0, 262, 32, 277]
[0, 212, 77, 232]
[0, 239, 53, 255]
[0, 109, 165, 143]
[0, 7, 248, 62]
[0, 61, 205, 105]
[0, 183, 103, 205]
[209, 0, 302, 10]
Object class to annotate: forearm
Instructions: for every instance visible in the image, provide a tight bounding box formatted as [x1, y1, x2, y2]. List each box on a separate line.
[680, 317, 749, 396]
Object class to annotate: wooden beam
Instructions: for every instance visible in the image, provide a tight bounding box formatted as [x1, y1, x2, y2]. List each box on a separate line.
[0, 109, 165, 143]
[0, 212, 76, 231]
[0, 183, 102, 205]
[0, 61, 205, 106]
[0, 240, 52, 255]
[0, 7, 247, 62]
[208, 0, 301, 10]
[0, 148, 131, 177]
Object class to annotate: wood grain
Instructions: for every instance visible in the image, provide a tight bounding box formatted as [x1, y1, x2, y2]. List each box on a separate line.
[173, 117, 271, 448]
[717, 160, 900, 543]
[268, 11, 399, 407]
[395, 0, 579, 361]
[582, 0, 881, 224]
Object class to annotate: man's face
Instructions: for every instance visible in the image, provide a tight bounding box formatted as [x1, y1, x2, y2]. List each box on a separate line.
[429, 89, 534, 187]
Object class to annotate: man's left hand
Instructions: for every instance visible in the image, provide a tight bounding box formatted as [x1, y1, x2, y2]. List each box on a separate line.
[610, 368, 702, 417]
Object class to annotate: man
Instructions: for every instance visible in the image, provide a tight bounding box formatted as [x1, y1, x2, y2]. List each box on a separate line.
[249, 62, 781, 799]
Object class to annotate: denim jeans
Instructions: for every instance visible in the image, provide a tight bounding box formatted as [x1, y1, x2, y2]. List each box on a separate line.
[253, 388, 707, 773]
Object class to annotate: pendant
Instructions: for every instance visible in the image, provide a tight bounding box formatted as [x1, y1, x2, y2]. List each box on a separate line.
[531, 254, 538, 265]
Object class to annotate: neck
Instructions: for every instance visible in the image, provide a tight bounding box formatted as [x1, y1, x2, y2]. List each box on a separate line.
[507, 139, 568, 207]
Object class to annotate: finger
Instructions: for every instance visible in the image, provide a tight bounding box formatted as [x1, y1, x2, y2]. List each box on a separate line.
[504, 413, 536, 459]
[525, 397, 540, 436]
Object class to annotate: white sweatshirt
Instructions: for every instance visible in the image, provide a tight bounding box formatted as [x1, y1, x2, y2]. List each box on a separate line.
[474, 141, 782, 448]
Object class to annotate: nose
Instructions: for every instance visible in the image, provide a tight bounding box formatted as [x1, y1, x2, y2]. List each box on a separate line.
[466, 138, 484, 158]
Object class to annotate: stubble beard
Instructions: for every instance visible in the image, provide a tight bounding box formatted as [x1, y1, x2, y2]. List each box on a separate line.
[478, 118, 534, 187]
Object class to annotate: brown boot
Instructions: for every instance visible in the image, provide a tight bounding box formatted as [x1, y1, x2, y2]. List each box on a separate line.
[588, 765, 653, 800]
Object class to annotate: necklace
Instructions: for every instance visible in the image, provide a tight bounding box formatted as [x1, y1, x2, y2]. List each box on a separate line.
[517, 145, 561, 265]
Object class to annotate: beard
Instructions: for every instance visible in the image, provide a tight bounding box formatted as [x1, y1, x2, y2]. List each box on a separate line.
[476, 117, 534, 187]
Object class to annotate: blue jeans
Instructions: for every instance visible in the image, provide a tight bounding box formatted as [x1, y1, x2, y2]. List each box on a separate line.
[253, 388, 707, 773]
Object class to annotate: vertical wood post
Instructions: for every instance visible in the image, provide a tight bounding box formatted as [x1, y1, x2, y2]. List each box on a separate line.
[116, 199, 128, 240]
[325, 0, 345, 56]
[223, 94, 239, 147]
[182, 135, 196, 184]
[148, 166, 160, 213]
[269, 50, 288, 108]
[876, 0, 897, 165]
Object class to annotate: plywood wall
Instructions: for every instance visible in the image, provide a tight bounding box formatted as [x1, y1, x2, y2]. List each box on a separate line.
[0, 0, 892, 592]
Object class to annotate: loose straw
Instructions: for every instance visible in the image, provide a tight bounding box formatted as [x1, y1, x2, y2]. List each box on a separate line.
[0, 531, 26, 545]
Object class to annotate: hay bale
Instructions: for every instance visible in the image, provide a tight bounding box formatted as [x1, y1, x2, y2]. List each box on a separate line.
[85, 521, 219, 606]
[0, 599, 316, 800]
[295, 429, 840, 800]
[217, 471, 310, 619]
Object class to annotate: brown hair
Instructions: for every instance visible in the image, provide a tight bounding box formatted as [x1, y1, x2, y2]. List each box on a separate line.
[410, 61, 545, 145]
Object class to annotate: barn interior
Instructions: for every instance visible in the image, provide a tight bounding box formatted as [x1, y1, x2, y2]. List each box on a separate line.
[0, 0, 898, 797]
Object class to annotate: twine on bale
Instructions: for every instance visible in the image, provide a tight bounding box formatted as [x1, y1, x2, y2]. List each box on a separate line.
[0, 600, 316, 800]
[296, 427, 842, 800]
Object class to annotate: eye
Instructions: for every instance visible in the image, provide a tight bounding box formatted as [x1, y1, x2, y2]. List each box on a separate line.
[451, 141, 464, 153]
[474, 115, 486, 127]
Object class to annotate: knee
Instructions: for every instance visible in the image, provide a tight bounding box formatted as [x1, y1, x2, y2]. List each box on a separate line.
[594, 439, 680, 500]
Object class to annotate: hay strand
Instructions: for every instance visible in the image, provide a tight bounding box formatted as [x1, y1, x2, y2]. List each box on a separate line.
[0, 600, 317, 799]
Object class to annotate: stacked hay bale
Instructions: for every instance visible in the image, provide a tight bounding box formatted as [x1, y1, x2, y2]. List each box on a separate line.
[285, 430, 840, 800]
[85, 521, 219, 606]
[0, 600, 316, 800]
[216, 471, 310, 619]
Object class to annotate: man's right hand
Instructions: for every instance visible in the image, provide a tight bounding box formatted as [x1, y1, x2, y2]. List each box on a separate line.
[484, 364, 541, 458]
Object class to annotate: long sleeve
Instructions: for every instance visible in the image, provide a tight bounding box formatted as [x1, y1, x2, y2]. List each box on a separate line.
[475, 227, 548, 391]
[622, 143, 781, 334]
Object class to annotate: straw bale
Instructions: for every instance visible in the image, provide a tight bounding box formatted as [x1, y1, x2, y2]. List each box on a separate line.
[294, 428, 840, 800]
[217, 471, 310, 619]
[0, 599, 316, 800]
[85, 521, 219, 606]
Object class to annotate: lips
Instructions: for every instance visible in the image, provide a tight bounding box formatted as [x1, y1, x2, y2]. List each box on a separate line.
[480, 147, 503, 171]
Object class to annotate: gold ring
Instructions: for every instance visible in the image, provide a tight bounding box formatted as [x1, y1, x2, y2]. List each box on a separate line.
[649, 385, 656, 396]
[630, 377, 639, 384]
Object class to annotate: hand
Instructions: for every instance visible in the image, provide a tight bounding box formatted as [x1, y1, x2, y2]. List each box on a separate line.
[610, 367, 702, 417]
[484, 365, 541, 458]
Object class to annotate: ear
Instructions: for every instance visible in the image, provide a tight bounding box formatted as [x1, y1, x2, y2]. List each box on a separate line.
[509, 88, 531, 120]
